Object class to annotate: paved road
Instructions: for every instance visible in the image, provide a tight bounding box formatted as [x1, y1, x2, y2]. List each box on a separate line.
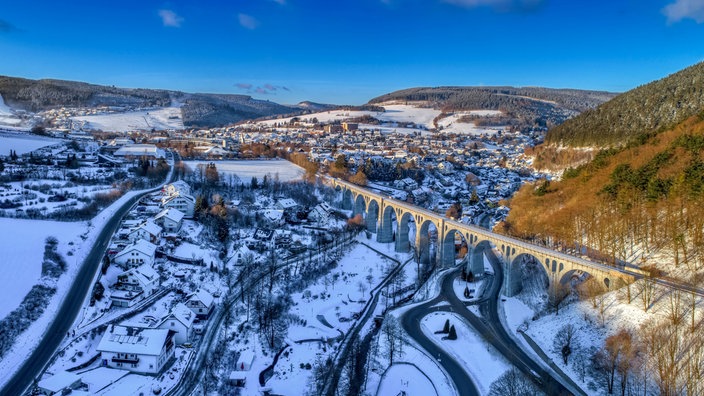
[1, 155, 179, 396]
[399, 245, 573, 396]
[400, 295, 480, 396]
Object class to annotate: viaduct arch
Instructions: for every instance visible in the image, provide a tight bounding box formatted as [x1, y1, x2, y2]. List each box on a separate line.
[330, 179, 636, 297]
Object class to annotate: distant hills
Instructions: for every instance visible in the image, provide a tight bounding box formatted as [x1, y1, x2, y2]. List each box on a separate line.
[545, 62, 704, 147]
[369, 86, 616, 129]
[0, 76, 297, 127]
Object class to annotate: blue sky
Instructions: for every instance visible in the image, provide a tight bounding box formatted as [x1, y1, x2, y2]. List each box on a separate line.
[0, 0, 703, 104]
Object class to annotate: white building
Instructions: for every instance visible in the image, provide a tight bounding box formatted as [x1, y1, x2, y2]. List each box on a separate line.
[97, 326, 175, 375]
[186, 289, 215, 320]
[113, 144, 165, 159]
[162, 193, 196, 218]
[113, 239, 157, 269]
[157, 303, 195, 345]
[164, 181, 192, 197]
[308, 202, 332, 223]
[153, 208, 185, 233]
[275, 198, 298, 211]
[128, 219, 162, 244]
[110, 264, 159, 308]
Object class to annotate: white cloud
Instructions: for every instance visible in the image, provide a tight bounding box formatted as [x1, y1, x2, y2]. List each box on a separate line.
[158, 9, 184, 27]
[238, 13, 259, 30]
[663, 0, 704, 23]
[442, 0, 543, 12]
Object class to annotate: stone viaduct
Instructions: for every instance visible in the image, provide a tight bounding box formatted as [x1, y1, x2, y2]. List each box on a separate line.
[329, 178, 638, 297]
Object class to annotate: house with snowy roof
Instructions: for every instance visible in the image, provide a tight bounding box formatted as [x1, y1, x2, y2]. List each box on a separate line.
[275, 198, 298, 211]
[186, 289, 215, 320]
[128, 219, 162, 244]
[113, 239, 157, 269]
[37, 371, 83, 395]
[157, 303, 195, 344]
[109, 264, 159, 308]
[162, 193, 195, 218]
[308, 202, 332, 223]
[163, 181, 191, 197]
[153, 208, 184, 233]
[97, 325, 175, 374]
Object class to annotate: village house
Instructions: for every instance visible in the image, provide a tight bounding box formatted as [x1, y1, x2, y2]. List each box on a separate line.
[308, 202, 332, 224]
[275, 198, 298, 212]
[157, 303, 195, 345]
[153, 208, 184, 233]
[36, 371, 83, 396]
[97, 325, 175, 375]
[162, 193, 196, 218]
[109, 264, 159, 308]
[112, 239, 157, 269]
[186, 289, 215, 320]
[128, 219, 162, 244]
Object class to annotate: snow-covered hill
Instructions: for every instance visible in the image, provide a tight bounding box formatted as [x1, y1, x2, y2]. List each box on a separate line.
[246, 102, 506, 136]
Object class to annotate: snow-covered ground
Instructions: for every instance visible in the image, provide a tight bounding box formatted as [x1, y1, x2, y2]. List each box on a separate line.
[71, 107, 184, 132]
[266, 242, 397, 395]
[422, 311, 512, 395]
[245, 102, 507, 135]
[183, 159, 304, 183]
[377, 362, 438, 396]
[0, 94, 23, 126]
[0, 133, 62, 155]
[0, 218, 86, 320]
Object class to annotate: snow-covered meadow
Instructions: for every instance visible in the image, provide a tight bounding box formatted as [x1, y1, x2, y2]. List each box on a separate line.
[71, 107, 184, 132]
[184, 159, 305, 183]
[0, 133, 62, 155]
[0, 218, 87, 320]
[246, 102, 507, 136]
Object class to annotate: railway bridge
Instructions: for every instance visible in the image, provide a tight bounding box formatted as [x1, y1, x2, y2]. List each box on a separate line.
[329, 178, 637, 296]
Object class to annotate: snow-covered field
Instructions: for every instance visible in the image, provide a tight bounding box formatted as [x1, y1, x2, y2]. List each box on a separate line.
[246, 102, 506, 135]
[71, 107, 184, 132]
[377, 362, 438, 396]
[0, 218, 86, 320]
[0, 134, 62, 155]
[184, 159, 304, 182]
[422, 311, 512, 395]
[0, 94, 23, 126]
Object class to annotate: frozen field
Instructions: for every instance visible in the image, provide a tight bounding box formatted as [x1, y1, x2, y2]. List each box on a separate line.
[0, 134, 61, 155]
[0, 217, 86, 320]
[71, 106, 184, 132]
[184, 159, 304, 182]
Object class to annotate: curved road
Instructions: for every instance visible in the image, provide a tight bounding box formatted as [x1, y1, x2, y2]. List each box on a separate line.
[401, 246, 573, 395]
[400, 294, 480, 396]
[1, 154, 179, 396]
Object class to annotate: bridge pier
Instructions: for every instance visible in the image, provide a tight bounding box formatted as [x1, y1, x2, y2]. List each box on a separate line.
[328, 178, 635, 300]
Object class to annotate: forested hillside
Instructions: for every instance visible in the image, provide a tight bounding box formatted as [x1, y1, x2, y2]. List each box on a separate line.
[0, 76, 297, 127]
[502, 115, 704, 282]
[545, 61, 704, 147]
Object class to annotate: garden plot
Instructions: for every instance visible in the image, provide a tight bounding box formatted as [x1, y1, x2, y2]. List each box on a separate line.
[0, 180, 117, 217]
